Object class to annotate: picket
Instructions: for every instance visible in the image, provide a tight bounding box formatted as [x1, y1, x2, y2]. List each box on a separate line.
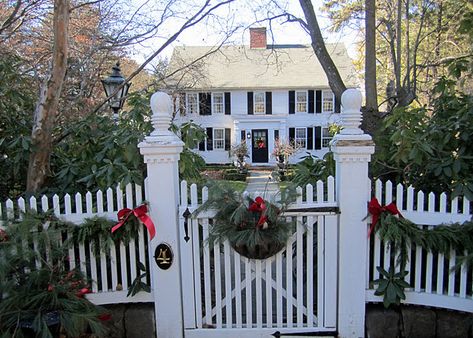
[0, 183, 152, 304]
[366, 180, 473, 312]
[1, 175, 472, 317]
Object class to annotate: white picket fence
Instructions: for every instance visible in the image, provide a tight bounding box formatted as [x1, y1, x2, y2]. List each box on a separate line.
[1, 178, 472, 315]
[366, 179, 473, 312]
[178, 178, 339, 336]
[0, 182, 154, 305]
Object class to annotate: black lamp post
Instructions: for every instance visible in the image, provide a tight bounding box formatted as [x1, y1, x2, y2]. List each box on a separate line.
[101, 62, 131, 117]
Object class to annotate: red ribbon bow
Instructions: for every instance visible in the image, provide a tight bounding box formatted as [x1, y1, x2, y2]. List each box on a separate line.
[367, 197, 402, 237]
[112, 204, 156, 240]
[248, 196, 268, 228]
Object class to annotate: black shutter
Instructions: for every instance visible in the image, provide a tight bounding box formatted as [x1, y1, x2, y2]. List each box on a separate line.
[199, 93, 211, 115]
[224, 128, 231, 151]
[265, 92, 272, 114]
[335, 94, 341, 113]
[206, 127, 213, 151]
[289, 128, 295, 143]
[247, 92, 254, 115]
[241, 130, 246, 142]
[315, 126, 322, 150]
[198, 140, 205, 151]
[225, 92, 231, 115]
[307, 127, 313, 150]
[274, 130, 279, 141]
[315, 90, 322, 114]
[289, 91, 295, 114]
[308, 90, 314, 114]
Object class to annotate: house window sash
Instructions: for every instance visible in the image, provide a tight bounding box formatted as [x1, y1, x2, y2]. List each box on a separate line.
[212, 92, 224, 114]
[295, 127, 307, 148]
[213, 128, 225, 150]
[296, 91, 308, 113]
[254, 91, 266, 114]
[322, 90, 334, 113]
[186, 93, 199, 114]
[322, 127, 332, 147]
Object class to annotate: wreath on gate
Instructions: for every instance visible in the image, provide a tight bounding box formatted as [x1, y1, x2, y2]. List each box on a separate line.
[195, 182, 297, 259]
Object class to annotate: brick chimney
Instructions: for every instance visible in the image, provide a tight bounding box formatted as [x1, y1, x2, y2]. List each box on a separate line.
[250, 27, 267, 49]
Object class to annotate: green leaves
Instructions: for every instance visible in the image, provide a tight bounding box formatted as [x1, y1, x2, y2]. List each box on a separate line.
[373, 266, 410, 308]
[373, 76, 473, 201]
[127, 262, 151, 297]
[0, 214, 108, 337]
[291, 152, 335, 187]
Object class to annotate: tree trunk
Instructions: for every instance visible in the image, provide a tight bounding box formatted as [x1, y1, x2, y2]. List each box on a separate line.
[362, 0, 380, 135]
[365, 0, 377, 111]
[26, 0, 69, 193]
[395, 0, 402, 94]
[298, 0, 346, 112]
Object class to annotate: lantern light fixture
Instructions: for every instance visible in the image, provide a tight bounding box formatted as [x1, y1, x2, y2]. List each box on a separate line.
[101, 62, 131, 116]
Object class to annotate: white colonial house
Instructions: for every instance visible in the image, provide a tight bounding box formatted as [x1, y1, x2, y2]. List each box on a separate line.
[168, 27, 359, 166]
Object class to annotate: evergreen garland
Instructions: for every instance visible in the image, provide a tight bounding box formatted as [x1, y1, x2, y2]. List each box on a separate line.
[0, 208, 149, 336]
[0, 213, 110, 337]
[75, 215, 142, 256]
[372, 206, 473, 308]
[196, 182, 297, 259]
[374, 213, 473, 271]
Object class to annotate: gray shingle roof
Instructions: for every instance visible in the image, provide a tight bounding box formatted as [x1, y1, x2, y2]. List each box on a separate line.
[166, 43, 359, 90]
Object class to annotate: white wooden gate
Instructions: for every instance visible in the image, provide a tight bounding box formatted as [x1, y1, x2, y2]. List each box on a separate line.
[179, 182, 339, 338]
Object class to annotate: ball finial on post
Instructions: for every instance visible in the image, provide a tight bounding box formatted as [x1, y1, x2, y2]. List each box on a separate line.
[149, 91, 173, 137]
[340, 88, 363, 135]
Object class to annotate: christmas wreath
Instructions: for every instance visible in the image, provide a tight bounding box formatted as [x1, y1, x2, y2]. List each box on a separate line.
[196, 182, 296, 259]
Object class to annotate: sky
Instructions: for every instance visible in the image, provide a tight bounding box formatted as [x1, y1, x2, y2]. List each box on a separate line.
[128, 1, 362, 66]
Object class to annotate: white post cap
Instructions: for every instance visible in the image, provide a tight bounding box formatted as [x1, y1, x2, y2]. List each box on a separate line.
[340, 88, 363, 135]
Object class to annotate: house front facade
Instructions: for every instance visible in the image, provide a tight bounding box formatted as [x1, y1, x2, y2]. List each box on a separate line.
[168, 28, 359, 166]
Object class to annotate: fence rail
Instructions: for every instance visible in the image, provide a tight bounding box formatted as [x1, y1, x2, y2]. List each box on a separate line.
[0, 182, 153, 305]
[1, 178, 472, 313]
[366, 179, 473, 312]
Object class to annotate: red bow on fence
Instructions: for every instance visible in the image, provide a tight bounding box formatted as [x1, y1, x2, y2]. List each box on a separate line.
[367, 197, 402, 238]
[112, 204, 156, 240]
[248, 196, 268, 228]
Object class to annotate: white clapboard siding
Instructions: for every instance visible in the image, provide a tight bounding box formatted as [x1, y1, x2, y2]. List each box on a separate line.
[367, 179, 473, 313]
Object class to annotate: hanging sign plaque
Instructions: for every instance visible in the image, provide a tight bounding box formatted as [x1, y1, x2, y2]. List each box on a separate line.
[154, 243, 173, 270]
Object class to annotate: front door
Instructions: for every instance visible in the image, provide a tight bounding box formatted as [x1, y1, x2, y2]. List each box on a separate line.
[251, 129, 268, 163]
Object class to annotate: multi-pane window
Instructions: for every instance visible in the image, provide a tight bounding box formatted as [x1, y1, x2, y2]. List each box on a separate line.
[296, 91, 307, 113]
[212, 93, 224, 114]
[186, 93, 199, 114]
[254, 92, 265, 114]
[322, 90, 334, 112]
[295, 128, 307, 148]
[213, 128, 225, 150]
[322, 127, 332, 147]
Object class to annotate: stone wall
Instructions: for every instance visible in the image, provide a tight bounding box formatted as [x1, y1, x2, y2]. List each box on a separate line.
[99, 302, 473, 338]
[366, 303, 473, 338]
[103, 303, 155, 338]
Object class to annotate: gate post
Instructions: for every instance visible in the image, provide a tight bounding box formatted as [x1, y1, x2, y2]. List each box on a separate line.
[138, 92, 184, 338]
[331, 89, 375, 338]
